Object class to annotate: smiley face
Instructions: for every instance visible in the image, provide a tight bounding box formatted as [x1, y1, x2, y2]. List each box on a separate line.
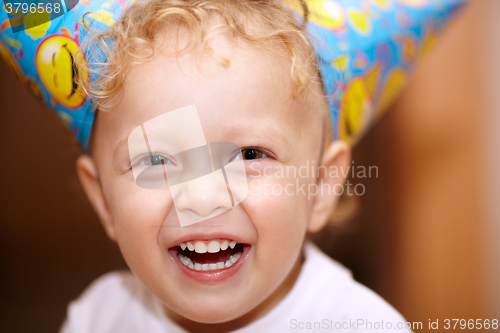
[339, 78, 372, 144]
[35, 35, 87, 109]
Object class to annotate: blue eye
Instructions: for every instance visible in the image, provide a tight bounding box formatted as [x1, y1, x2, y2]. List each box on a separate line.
[143, 155, 174, 166]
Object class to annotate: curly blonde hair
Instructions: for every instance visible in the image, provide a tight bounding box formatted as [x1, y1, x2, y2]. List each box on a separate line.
[76, 0, 326, 111]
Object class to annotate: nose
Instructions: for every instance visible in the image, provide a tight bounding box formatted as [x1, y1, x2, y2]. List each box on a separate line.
[170, 169, 233, 226]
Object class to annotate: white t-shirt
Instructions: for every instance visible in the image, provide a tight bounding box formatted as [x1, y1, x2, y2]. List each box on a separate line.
[60, 242, 413, 333]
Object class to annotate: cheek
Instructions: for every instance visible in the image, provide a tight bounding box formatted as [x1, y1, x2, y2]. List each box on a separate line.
[109, 181, 175, 269]
[243, 170, 315, 270]
[114, 188, 171, 227]
[245, 170, 314, 232]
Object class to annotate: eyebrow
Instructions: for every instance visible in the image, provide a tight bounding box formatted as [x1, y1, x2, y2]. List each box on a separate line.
[114, 129, 183, 162]
[228, 124, 291, 151]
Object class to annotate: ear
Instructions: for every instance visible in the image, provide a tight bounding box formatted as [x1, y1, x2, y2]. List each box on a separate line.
[308, 140, 351, 233]
[76, 154, 117, 242]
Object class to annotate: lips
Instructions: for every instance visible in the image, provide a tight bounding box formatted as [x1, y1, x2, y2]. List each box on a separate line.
[168, 238, 251, 284]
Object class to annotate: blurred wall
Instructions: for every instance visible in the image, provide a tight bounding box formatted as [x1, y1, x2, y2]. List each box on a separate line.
[374, 0, 497, 325]
[479, 0, 500, 319]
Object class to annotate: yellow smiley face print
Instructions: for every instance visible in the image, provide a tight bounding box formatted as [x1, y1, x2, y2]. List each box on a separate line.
[339, 78, 373, 145]
[35, 35, 87, 109]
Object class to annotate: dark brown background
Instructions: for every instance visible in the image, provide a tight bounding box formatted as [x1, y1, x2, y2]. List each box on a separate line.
[0, 1, 495, 331]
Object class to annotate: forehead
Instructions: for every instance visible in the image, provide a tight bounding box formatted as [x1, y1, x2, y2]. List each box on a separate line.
[123, 40, 292, 120]
[96, 36, 322, 161]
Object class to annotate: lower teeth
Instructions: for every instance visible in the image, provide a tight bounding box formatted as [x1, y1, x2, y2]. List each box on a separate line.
[178, 251, 242, 271]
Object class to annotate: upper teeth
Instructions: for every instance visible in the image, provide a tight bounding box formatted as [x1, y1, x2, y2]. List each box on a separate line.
[178, 239, 237, 254]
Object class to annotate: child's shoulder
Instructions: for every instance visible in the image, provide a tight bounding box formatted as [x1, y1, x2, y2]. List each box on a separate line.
[73, 269, 140, 300]
[60, 270, 181, 333]
[304, 242, 399, 306]
[270, 242, 413, 332]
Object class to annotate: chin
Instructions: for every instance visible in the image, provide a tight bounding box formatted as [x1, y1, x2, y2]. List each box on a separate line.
[174, 301, 252, 324]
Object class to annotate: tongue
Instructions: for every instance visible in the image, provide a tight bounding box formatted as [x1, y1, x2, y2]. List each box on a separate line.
[182, 247, 239, 264]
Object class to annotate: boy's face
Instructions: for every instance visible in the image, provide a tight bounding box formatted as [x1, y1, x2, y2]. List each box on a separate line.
[83, 36, 348, 327]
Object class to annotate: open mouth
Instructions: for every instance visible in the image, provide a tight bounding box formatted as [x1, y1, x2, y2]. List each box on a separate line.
[171, 239, 248, 272]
